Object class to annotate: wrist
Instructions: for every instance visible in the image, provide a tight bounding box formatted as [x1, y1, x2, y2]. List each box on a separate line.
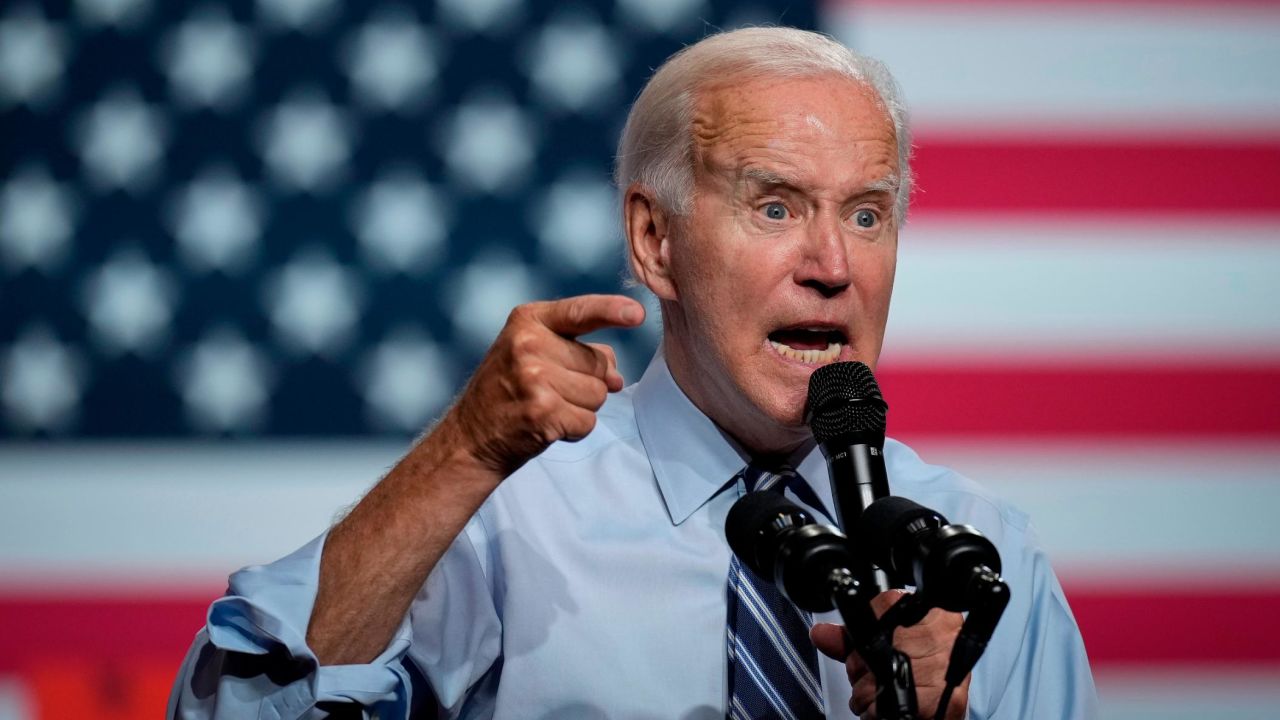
[403, 410, 507, 492]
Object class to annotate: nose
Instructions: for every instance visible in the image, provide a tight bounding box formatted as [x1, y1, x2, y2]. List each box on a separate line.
[794, 209, 852, 297]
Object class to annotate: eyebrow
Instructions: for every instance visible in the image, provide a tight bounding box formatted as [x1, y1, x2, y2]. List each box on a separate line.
[740, 167, 798, 187]
[739, 167, 900, 199]
[862, 175, 901, 196]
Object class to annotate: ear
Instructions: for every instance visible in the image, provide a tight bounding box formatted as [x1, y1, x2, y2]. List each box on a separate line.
[624, 183, 678, 301]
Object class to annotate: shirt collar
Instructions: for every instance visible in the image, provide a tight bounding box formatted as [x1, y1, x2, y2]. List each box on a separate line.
[633, 348, 835, 526]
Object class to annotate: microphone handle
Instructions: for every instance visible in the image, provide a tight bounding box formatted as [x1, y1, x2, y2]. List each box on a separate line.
[824, 440, 896, 593]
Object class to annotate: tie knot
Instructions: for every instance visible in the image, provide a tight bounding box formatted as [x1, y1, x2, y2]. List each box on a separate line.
[741, 462, 798, 493]
[738, 463, 833, 524]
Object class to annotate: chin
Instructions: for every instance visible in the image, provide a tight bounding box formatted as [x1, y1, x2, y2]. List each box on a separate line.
[749, 383, 811, 431]
[773, 400, 811, 430]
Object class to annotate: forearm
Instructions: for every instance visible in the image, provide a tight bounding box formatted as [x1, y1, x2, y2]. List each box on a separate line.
[307, 413, 503, 665]
[307, 295, 640, 666]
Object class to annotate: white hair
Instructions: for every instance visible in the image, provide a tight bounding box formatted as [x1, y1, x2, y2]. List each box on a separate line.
[614, 27, 913, 224]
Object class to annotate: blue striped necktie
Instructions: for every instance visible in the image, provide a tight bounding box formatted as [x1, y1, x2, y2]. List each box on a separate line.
[726, 464, 827, 720]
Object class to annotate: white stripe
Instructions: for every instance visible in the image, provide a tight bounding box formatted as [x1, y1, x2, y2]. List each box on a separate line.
[0, 441, 397, 585]
[737, 558, 814, 696]
[735, 565, 825, 707]
[754, 471, 783, 492]
[883, 217, 1280, 361]
[737, 577, 821, 703]
[0, 676, 33, 720]
[1096, 666, 1280, 720]
[825, 5, 1280, 136]
[730, 632, 800, 720]
[906, 439, 1280, 584]
[2, 440, 1277, 587]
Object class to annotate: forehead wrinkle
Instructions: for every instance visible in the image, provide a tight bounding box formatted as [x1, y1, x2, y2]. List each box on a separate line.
[739, 165, 900, 203]
[691, 77, 900, 202]
[692, 113, 789, 176]
[691, 85, 817, 172]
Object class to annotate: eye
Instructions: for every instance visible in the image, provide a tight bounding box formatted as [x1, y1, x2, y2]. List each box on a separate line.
[762, 202, 789, 221]
[853, 208, 878, 228]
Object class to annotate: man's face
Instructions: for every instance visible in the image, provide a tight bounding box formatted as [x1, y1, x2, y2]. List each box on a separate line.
[659, 73, 900, 452]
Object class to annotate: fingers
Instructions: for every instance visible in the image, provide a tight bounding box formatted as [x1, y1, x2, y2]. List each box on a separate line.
[450, 295, 645, 474]
[850, 670, 876, 717]
[809, 623, 849, 660]
[812, 623, 877, 715]
[553, 402, 600, 442]
[529, 294, 645, 338]
[847, 651, 869, 685]
[585, 342, 623, 391]
[891, 604, 965, 719]
[837, 592, 966, 720]
[940, 677, 970, 720]
[537, 336, 616, 386]
[869, 588, 909, 618]
[521, 296, 632, 387]
[508, 304, 625, 392]
[542, 365, 610, 412]
[848, 654, 956, 720]
[893, 607, 962, 657]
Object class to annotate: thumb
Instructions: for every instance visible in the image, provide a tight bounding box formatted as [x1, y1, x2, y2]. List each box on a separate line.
[809, 622, 850, 661]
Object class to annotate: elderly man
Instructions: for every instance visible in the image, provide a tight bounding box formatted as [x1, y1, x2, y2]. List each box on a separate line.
[171, 28, 1096, 719]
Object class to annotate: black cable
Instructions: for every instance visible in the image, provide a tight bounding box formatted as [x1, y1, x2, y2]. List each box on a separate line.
[933, 682, 957, 720]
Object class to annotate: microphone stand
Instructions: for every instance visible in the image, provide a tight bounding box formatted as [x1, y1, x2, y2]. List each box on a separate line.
[823, 566, 1009, 720]
[825, 569, 919, 720]
[850, 566, 1011, 720]
[726, 491, 1009, 720]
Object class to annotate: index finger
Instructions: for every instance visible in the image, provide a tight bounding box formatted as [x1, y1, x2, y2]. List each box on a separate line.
[532, 294, 645, 338]
[869, 589, 909, 619]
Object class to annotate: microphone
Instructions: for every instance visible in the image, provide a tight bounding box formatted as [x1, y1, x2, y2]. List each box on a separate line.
[857, 495, 1011, 700]
[725, 491, 922, 719]
[806, 361, 893, 592]
[856, 496, 1003, 612]
[725, 490, 854, 612]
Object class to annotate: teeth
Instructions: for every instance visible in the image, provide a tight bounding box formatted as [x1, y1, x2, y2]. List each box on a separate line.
[769, 340, 842, 364]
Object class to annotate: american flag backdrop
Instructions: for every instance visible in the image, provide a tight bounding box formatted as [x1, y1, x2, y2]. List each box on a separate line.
[1, 0, 1278, 717]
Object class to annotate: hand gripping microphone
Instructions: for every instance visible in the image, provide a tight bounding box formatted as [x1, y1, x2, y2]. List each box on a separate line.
[858, 496, 1011, 704]
[806, 361, 893, 593]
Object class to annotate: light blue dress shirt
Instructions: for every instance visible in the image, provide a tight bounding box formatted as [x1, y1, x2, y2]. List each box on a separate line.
[170, 352, 1098, 719]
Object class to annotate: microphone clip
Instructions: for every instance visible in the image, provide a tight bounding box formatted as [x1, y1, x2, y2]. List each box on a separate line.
[826, 569, 920, 720]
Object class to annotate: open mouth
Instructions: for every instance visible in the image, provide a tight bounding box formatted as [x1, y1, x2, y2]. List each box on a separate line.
[767, 327, 847, 365]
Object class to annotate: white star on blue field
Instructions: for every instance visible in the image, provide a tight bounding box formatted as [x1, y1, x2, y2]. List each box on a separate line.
[0, 0, 816, 437]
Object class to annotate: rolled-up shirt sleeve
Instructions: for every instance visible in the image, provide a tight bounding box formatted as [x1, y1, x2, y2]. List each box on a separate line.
[168, 514, 503, 720]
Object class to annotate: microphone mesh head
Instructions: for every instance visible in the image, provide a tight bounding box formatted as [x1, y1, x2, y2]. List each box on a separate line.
[806, 361, 887, 443]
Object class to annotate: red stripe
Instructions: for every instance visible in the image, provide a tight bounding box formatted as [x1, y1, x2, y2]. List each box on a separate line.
[0, 594, 215, 673]
[2, 586, 1278, 671]
[1065, 583, 1280, 664]
[877, 363, 1280, 437]
[908, 138, 1280, 214]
